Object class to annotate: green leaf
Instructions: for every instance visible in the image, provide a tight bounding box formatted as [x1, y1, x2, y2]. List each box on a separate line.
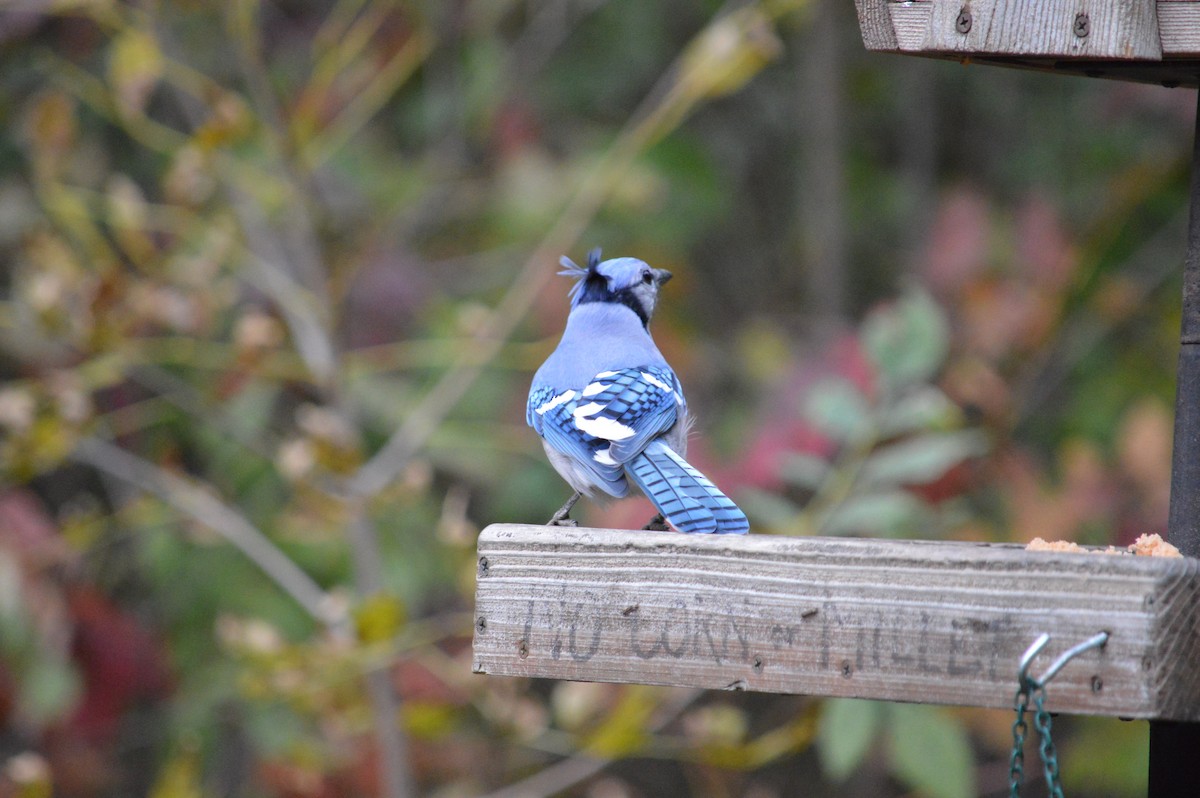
[348, 373, 416, 428]
[880, 387, 961, 436]
[223, 382, 280, 440]
[887, 704, 975, 798]
[779, 452, 832, 489]
[22, 655, 80, 724]
[818, 698, 884, 782]
[805, 379, 871, 444]
[738, 488, 801, 529]
[1061, 716, 1147, 797]
[863, 289, 949, 391]
[860, 431, 988, 488]
[821, 491, 927, 537]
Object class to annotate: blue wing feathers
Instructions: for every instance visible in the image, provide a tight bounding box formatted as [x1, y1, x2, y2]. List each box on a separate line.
[531, 387, 626, 497]
[528, 364, 747, 534]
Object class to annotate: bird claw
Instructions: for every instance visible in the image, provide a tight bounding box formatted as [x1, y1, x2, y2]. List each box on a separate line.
[545, 491, 583, 528]
[642, 514, 669, 531]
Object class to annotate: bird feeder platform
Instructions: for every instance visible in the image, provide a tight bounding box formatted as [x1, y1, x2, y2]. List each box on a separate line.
[472, 524, 1200, 721]
[855, 0, 1200, 86]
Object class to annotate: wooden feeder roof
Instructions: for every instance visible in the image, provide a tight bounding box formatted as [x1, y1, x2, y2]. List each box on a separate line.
[856, 0, 1200, 87]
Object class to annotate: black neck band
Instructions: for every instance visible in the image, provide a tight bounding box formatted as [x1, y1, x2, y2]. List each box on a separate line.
[576, 282, 649, 327]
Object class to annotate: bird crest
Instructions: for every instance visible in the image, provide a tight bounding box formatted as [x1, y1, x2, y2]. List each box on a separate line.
[558, 247, 604, 305]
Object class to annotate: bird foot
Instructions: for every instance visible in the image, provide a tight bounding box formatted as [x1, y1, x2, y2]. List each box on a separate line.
[546, 491, 583, 527]
[642, 514, 669, 531]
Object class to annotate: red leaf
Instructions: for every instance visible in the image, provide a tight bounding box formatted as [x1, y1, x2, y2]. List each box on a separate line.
[65, 586, 173, 743]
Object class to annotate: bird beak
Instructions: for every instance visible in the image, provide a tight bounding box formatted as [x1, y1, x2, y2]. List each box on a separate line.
[654, 269, 673, 286]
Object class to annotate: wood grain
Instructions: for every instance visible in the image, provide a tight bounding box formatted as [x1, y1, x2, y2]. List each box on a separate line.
[473, 525, 1200, 720]
[1160, 2, 1200, 54]
[851, 0, 1200, 84]
[857, 0, 1162, 58]
[855, 0, 899, 50]
[930, 0, 1160, 59]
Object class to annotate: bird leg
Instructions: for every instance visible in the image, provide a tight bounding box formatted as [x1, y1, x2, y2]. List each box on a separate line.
[547, 491, 582, 526]
[642, 513, 669, 531]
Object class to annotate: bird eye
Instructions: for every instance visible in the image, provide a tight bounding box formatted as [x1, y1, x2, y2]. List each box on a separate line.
[641, 271, 653, 285]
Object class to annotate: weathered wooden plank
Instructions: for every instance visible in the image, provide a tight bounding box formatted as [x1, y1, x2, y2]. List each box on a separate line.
[472, 525, 1200, 720]
[852, 0, 1200, 84]
[855, 0, 900, 50]
[890, 2, 934, 51]
[862, 0, 1162, 58]
[923, 0, 1161, 59]
[1160, 1, 1200, 54]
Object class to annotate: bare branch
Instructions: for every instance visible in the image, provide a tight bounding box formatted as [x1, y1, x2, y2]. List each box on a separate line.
[71, 436, 338, 628]
[366, 668, 413, 798]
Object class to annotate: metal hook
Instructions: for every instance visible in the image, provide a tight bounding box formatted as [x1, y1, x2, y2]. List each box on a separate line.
[1017, 631, 1109, 690]
[1017, 632, 1052, 689]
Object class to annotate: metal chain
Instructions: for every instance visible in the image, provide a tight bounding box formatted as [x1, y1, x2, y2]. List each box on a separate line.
[1009, 684, 1063, 797]
[1033, 687, 1064, 798]
[1008, 689, 1029, 797]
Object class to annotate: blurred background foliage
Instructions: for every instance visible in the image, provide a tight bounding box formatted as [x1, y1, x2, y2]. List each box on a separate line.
[0, 0, 1190, 796]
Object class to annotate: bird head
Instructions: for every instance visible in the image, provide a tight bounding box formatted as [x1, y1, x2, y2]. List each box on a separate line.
[558, 248, 673, 327]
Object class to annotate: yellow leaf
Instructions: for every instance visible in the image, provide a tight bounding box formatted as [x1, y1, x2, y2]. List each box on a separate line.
[149, 745, 203, 798]
[695, 707, 818, 770]
[403, 701, 459, 739]
[581, 686, 658, 758]
[741, 710, 818, 767]
[30, 416, 75, 473]
[192, 93, 253, 150]
[77, 352, 132, 392]
[353, 593, 407, 644]
[677, 7, 783, 100]
[109, 29, 163, 115]
[106, 175, 157, 265]
[23, 92, 76, 173]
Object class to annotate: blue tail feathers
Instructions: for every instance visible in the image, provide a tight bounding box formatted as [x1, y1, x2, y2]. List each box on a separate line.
[626, 440, 749, 534]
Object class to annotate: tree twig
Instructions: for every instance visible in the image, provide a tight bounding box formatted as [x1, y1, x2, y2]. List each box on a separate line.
[71, 436, 337, 627]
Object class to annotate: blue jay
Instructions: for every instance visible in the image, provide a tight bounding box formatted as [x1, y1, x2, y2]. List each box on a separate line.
[526, 249, 749, 534]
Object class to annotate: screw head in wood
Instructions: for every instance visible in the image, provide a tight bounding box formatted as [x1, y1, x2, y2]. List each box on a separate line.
[955, 8, 972, 34]
[1073, 13, 1090, 38]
